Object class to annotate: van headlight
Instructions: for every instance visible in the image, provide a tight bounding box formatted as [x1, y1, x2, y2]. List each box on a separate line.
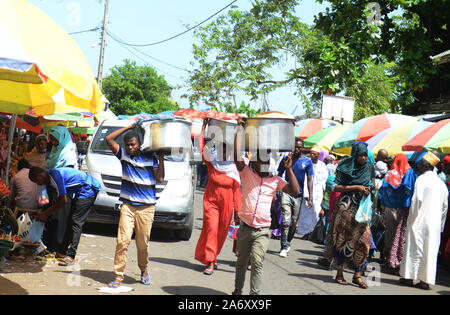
[158, 176, 191, 200]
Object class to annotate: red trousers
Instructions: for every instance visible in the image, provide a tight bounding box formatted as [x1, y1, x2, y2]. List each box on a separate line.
[194, 189, 234, 265]
[194, 163, 241, 265]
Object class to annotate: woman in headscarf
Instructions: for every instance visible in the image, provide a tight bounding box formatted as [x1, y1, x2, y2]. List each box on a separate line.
[380, 153, 424, 275]
[46, 126, 78, 169]
[378, 153, 410, 269]
[42, 126, 78, 259]
[328, 141, 375, 289]
[194, 118, 242, 275]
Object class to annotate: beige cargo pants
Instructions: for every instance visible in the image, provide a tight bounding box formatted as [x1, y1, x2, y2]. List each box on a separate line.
[113, 203, 155, 282]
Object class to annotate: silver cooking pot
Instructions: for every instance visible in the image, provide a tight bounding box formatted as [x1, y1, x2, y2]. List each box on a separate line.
[244, 118, 295, 152]
[139, 118, 193, 154]
[205, 118, 237, 145]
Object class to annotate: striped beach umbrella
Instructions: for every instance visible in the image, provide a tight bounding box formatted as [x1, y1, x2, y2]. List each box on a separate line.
[295, 118, 340, 140]
[332, 113, 417, 155]
[366, 119, 434, 156]
[402, 119, 450, 154]
[304, 125, 350, 151]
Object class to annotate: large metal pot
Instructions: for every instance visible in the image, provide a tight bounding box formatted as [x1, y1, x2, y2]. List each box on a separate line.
[205, 118, 237, 145]
[244, 118, 295, 152]
[140, 118, 192, 154]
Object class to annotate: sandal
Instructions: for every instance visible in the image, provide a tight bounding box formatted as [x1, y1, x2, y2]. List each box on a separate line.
[58, 256, 75, 267]
[108, 280, 121, 288]
[203, 267, 214, 275]
[352, 276, 368, 289]
[141, 271, 151, 285]
[415, 281, 430, 290]
[203, 262, 216, 275]
[335, 275, 348, 285]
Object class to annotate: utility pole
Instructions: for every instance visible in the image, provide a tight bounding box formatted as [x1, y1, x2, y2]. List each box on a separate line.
[97, 0, 109, 91]
[261, 92, 269, 112]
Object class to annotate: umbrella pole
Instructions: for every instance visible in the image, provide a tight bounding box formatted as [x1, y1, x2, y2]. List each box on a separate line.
[15, 115, 23, 155]
[5, 114, 17, 186]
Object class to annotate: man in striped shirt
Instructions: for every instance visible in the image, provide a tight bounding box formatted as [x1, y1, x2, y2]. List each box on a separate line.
[106, 123, 165, 288]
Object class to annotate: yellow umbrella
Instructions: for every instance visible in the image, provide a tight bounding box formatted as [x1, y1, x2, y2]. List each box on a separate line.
[0, 0, 102, 115]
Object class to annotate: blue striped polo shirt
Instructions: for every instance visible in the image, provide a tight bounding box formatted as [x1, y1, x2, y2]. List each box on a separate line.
[115, 145, 159, 205]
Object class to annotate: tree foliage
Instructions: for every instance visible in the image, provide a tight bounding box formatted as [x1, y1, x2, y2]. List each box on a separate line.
[102, 60, 179, 116]
[186, 0, 449, 119]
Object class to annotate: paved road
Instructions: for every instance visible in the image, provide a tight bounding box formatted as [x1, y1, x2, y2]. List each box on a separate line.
[0, 188, 449, 295]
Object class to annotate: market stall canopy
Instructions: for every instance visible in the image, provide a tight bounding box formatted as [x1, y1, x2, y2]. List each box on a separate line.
[295, 117, 340, 140]
[0, 0, 103, 115]
[332, 113, 417, 155]
[0, 113, 42, 133]
[40, 112, 95, 130]
[95, 108, 117, 122]
[366, 119, 434, 156]
[402, 119, 450, 154]
[304, 125, 350, 152]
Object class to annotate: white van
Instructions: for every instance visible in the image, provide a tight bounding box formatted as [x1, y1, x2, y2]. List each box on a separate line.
[85, 119, 196, 240]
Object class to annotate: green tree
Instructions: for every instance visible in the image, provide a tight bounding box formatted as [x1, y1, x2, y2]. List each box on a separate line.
[186, 0, 311, 111]
[186, 0, 449, 119]
[347, 62, 399, 120]
[311, 0, 449, 112]
[102, 59, 179, 116]
[215, 101, 262, 117]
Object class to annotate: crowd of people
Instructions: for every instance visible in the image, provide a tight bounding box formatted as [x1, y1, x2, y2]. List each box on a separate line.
[194, 118, 449, 294]
[3, 118, 450, 295]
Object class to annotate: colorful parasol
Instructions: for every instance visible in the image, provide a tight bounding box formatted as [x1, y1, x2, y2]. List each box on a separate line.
[332, 113, 417, 155]
[295, 118, 340, 140]
[401, 119, 450, 154]
[173, 108, 247, 121]
[0, 0, 103, 115]
[366, 119, 434, 156]
[303, 125, 350, 152]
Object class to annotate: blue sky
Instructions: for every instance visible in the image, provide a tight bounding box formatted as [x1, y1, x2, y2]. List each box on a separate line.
[28, 0, 329, 115]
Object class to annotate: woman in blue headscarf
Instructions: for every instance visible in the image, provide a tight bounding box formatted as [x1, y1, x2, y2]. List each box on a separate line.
[46, 126, 78, 169]
[329, 141, 375, 289]
[42, 125, 78, 259]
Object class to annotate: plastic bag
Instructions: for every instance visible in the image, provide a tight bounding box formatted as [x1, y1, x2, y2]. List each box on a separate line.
[12, 212, 32, 250]
[309, 218, 326, 245]
[37, 185, 49, 206]
[28, 220, 45, 243]
[355, 194, 373, 224]
[228, 221, 239, 240]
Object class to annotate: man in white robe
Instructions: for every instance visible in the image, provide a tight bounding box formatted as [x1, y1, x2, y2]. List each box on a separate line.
[297, 146, 329, 236]
[399, 152, 448, 289]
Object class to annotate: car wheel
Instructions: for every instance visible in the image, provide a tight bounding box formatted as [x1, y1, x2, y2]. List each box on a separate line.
[174, 213, 193, 241]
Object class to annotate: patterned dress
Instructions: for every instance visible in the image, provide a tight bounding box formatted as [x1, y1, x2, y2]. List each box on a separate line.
[329, 192, 371, 271]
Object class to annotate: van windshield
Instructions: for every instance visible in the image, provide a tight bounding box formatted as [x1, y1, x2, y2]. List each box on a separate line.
[91, 125, 187, 161]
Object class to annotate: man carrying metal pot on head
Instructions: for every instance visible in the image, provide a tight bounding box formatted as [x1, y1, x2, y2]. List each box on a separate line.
[105, 123, 165, 288]
[231, 118, 301, 295]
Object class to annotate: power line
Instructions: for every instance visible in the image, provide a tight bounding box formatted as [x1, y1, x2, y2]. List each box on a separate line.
[109, 34, 186, 83]
[109, 0, 238, 47]
[69, 27, 100, 35]
[107, 31, 188, 72]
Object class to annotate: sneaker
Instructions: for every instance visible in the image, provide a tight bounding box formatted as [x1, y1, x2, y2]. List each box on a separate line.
[279, 248, 288, 257]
